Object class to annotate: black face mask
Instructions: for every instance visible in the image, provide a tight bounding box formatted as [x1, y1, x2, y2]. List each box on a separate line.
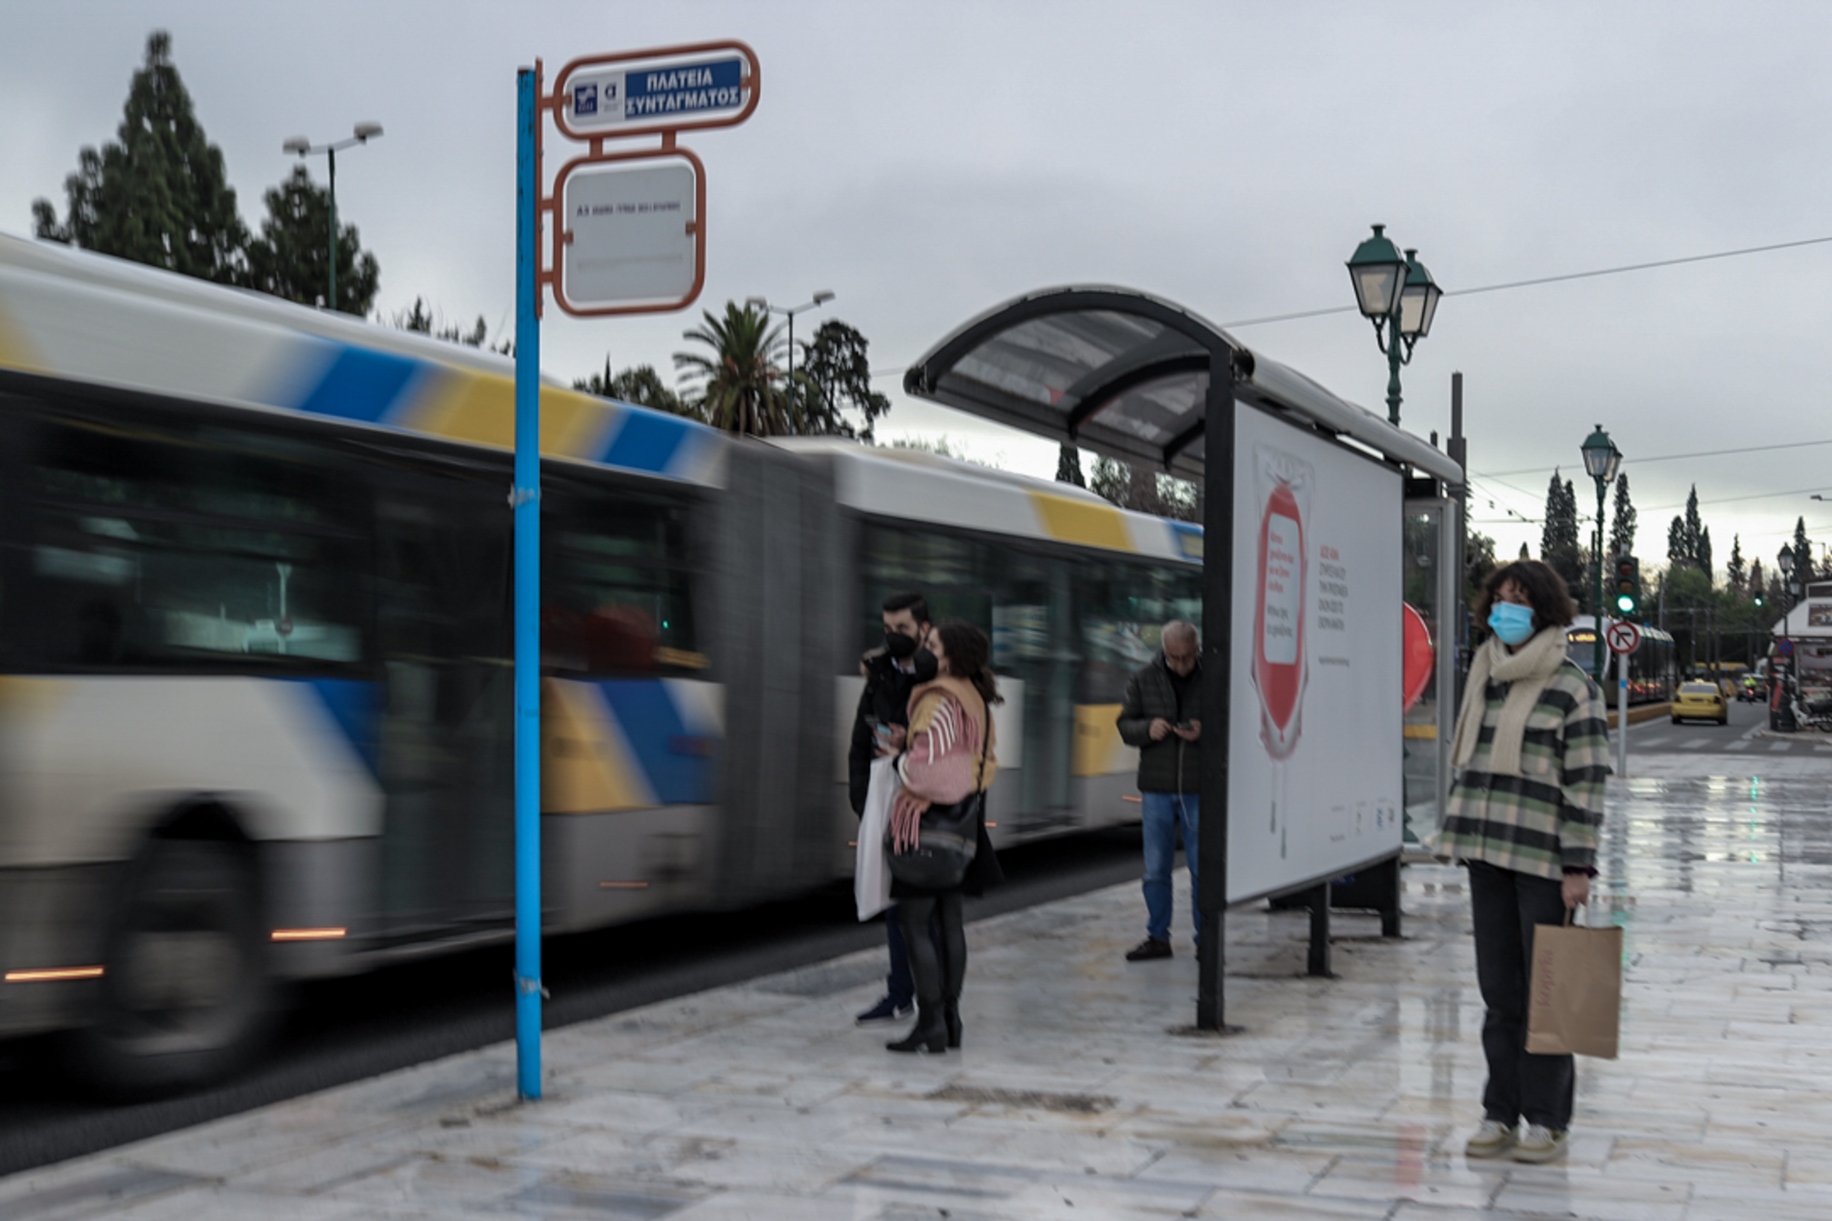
[910, 647, 939, 684]
[884, 630, 918, 660]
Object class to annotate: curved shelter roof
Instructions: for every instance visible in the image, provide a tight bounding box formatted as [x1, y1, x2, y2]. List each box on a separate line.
[903, 285, 1462, 490]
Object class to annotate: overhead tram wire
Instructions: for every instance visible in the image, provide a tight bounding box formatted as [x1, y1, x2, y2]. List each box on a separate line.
[1217, 233, 1832, 330]
[1479, 436, 1832, 480]
[872, 234, 1832, 389]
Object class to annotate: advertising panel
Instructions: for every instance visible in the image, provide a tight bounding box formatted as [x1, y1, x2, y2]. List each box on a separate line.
[1228, 403, 1403, 903]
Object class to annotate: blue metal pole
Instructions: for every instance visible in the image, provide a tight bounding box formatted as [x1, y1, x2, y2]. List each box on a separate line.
[512, 65, 543, 1102]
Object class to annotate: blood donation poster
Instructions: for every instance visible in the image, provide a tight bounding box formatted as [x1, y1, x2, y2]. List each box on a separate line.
[1227, 403, 1403, 904]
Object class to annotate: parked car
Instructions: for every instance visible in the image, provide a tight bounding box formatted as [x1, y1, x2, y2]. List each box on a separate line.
[1672, 681, 1729, 725]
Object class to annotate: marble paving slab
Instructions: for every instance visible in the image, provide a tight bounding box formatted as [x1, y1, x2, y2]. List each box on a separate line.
[6, 761, 1832, 1219]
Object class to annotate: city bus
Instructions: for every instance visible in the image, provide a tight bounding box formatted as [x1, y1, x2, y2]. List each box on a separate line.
[0, 234, 1198, 1090]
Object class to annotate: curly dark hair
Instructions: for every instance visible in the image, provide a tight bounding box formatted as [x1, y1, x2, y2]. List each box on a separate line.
[933, 620, 1003, 706]
[1476, 560, 1578, 632]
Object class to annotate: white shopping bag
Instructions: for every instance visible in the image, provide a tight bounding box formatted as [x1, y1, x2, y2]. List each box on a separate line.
[855, 757, 898, 921]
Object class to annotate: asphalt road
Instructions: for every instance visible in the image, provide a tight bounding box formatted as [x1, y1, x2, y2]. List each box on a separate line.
[1625, 693, 1832, 756]
[0, 826, 1146, 1178]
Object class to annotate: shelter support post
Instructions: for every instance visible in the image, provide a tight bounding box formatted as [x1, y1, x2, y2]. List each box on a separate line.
[1307, 882, 1333, 977]
[1196, 350, 1235, 1031]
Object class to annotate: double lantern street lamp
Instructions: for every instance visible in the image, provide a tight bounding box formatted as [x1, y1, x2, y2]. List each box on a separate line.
[1346, 224, 1443, 427]
[282, 122, 384, 313]
[1779, 543, 1801, 613]
[745, 291, 835, 415]
[1580, 425, 1623, 680]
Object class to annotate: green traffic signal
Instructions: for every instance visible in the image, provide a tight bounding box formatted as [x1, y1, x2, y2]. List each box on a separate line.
[1612, 554, 1641, 618]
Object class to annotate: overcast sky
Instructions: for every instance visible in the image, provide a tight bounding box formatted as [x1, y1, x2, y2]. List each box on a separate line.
[6, 2, 1832, 577]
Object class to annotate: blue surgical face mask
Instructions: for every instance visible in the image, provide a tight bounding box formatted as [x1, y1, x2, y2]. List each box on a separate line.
[1488, 601, 1536, 646]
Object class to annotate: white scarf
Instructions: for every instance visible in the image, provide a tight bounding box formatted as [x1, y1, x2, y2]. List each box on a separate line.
[1450, 628, 1570, 777]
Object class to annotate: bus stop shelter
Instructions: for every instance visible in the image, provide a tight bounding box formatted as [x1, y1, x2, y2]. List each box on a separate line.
[904, 286, 1465, 1029]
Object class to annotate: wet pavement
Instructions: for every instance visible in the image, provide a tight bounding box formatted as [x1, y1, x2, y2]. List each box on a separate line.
[5, 753, 1831, 1219]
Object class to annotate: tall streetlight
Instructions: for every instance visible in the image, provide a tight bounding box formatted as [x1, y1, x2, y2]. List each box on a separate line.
[1779, 543, 1798, 613]
[1580, 424, 1623, 679]
[282, 122, 383, 312]
[1346, 224, 1443, 426]
[745, 291, 835, 420]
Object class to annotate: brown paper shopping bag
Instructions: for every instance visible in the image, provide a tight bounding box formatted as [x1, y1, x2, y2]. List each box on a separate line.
[1525, 907, 1622, 1059]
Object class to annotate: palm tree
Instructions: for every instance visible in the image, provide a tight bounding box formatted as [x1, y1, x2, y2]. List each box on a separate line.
[673, 302, 791, 436]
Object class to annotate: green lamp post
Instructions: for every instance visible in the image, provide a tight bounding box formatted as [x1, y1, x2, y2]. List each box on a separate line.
[1346, 224, 1443, 426]
[1580, 424, 1623, 679]
[283, 122, 384, 312]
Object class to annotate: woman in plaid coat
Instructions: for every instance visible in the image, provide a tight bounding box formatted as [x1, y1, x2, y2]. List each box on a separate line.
[1439, 560, 1610, 1165]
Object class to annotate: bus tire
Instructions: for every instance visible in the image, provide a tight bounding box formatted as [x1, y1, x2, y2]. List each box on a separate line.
[68, 838, 274, 1097]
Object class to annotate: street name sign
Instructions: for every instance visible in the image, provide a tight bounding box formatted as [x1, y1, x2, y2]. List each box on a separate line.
[554, 42, 759, 142]
[1606, 621, 1641, 655]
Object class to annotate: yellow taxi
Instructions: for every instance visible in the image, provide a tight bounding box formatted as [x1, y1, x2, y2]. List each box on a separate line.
[1671, 680, 1729, 725]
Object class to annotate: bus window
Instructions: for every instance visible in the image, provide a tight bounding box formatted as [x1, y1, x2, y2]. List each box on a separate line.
[20, 412, 367, 671]
[1075, 561, 1201, 703]
[544, 490, 703, 675]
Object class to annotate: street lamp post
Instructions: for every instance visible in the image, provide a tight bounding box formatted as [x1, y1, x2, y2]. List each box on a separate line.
[282, 122, 384, 312]
[746, 292, 835, 422]
[1580, 424, 1623, 680]
[1346, 224, 1443, 426]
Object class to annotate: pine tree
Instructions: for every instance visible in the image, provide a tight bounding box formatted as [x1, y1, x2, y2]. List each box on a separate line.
[1747, 558, 1766, 602]
[1698, 526, 1713, 587]
[1055, 442, 1086, 488]
[1608, 473, 1637, 558]
[31, 31, 249, 285]
[245, 166, 380, 315]
[1793, 517, 1815, 589]
[1667, 515, 1686, 567]
[1681, 486, 1705, 572]
[799, 320, 892, 441]
[1726, 535, 1746, 597]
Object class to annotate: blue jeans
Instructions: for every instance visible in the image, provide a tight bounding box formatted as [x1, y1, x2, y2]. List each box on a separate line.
[1141, 791, 1200, 944]
[884, 904, 915, 1006]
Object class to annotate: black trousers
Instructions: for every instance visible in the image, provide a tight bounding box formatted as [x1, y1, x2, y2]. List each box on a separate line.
[1467, 860, 1575, 1130]
[897, 890, 965, 1014]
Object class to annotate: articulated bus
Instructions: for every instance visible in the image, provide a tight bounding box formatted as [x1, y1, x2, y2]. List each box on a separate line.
[0, 235, 1196, 1089]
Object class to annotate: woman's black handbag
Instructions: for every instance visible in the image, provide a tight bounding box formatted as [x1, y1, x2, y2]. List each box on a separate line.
[885, 697, 989, 891]
[885, 791, 982, 890]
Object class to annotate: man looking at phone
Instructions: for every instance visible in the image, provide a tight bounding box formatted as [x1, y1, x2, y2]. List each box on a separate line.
[1116, 620, 1203, 962]
[849, 591, 933, 1023]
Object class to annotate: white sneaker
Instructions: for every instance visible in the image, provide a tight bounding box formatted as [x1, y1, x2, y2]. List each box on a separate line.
[1513, 1123, 1568, 1163]
[1463, 1118, 1517, 1158]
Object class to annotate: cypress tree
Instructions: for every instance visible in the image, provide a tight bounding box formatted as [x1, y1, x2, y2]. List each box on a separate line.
[32, 31, 249, 285]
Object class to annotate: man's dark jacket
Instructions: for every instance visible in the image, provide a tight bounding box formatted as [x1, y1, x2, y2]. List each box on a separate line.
[849, 648, 917, 815]
[1116, 655, 1203, 794]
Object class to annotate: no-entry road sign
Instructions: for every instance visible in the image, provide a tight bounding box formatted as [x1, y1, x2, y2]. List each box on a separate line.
[1606, 620, 1641, 655]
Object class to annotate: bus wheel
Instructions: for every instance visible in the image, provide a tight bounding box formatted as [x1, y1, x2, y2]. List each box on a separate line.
[71, 839, 273, 1096]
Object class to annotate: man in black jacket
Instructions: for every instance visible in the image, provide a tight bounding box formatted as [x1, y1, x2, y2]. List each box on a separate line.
[849, 591, 931, 1024]
[1116, 620, 1203, 962]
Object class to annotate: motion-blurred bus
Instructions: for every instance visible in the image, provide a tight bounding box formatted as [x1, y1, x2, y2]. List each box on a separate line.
[0, 236, 1198, 1090]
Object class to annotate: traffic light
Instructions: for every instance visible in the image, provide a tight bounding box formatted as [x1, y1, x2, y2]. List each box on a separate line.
[1612, 555, 1641, 618]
